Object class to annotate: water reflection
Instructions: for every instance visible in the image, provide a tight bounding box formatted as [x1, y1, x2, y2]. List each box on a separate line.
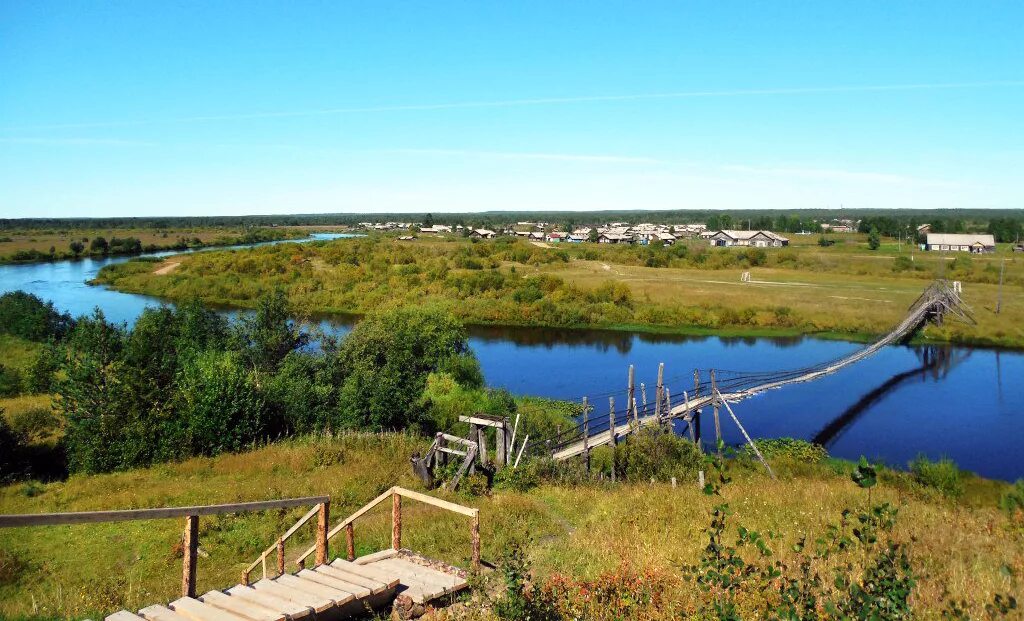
[811, 346, 969, 448]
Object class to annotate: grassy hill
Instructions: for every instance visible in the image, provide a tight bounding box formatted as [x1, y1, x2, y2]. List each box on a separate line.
[0, 432, 1020, 620]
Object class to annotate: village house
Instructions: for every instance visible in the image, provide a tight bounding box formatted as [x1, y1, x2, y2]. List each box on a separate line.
[545, 231, 568, 243]
[924, 233, 996, 253]
[708, 230, 790, 248]
[418, 225, 451, 234]
[470, 229, 496, 239]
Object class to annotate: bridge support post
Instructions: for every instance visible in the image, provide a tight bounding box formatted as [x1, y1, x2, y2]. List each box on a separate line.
[627, 365, 637, 429]
[655, 363, 665, 424]
[711, 370, 722, 451]
[693, 370, 703, 450]
[345, 523, 355, 561]
[582, 396, 590, 474]
[609, 396, 617, 483]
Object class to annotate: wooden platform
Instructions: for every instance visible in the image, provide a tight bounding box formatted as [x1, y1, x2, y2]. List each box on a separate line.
[105, 551, 467, 621]
[353, 549, 469, 604]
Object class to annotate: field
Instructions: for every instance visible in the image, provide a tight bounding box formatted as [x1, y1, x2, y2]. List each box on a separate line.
[0, 432, 1020, 620]
[0, 226, 306, 264]
[93, 233, 1024, 348]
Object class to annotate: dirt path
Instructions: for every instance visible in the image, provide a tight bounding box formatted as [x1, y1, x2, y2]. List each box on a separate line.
[530, 241, 551, 248]
[153, 261, 180, 275]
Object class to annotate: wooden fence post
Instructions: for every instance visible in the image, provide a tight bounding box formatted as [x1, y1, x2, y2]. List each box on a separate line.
[345, 523, 355, 561]
[582, 396, 590, 473]
[664, 387, 671, 428]
[276, 537, 285, 575]
[471, 510, 481, 571]
[476, 424, 488, 466]
[392, 493, 402, 551]
[640, 383, 648, 417]
[316, 501, 329, 566]
[182, 515, 198, 598]
[693, 369, 702, 448]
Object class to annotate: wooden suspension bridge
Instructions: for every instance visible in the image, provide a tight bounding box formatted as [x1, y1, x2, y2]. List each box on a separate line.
[528, 279, 973, 464]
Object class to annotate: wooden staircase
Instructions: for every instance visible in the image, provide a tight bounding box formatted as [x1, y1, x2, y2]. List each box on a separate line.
[0, 488, 477, 621]
[105, 551, 468, 621]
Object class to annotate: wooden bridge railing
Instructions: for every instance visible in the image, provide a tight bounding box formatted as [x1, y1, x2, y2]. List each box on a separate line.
[0, 496, 330, 598]
[292, 486, 481, 571]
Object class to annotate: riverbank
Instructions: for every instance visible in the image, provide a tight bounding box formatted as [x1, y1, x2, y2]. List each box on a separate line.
[92, 235, 1024, 349]
[0, 432, 1019, 620]
[0, 226, 307, 265]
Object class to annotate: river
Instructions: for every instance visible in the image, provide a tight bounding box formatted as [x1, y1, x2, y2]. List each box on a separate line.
[2, 236, 1021, 480]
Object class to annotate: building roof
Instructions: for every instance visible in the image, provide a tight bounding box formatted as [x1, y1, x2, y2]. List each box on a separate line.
[713, 230, 789, 242]
[926, 233, 995, 246]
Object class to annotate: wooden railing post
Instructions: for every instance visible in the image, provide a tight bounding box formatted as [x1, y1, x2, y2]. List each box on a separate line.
[345, 523, 355, 561]
[182, 515, 198, 598]
[316, 501, 329, 566]
[471, 510, 480, 571]
[391, 492, 402, 550]
[627, 365, 636, 428]
[276, 537, 285, 575]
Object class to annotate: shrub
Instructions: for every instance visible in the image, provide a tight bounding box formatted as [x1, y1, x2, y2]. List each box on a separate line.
[175, 350, 271, 456]
[748, 437, 827, 463]
[493, 461, 540, 492]
[910, 455, 963, 499]
[0, 363, 24, 397]
[8, 407, 60, 443]
[336, 306, 479, 432]
[613, 428, 703, 482]
[0, 291, 73, 341]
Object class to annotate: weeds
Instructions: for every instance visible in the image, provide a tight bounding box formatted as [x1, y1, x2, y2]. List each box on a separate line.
[910, 455, 964, 499]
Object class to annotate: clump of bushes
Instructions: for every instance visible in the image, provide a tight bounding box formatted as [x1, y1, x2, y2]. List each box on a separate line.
[613, 428, 703, 482]
[910, 454, 964, 499]
[748, 437, 827, 463]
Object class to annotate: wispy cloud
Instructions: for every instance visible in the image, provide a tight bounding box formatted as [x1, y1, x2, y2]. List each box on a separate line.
[0, 137, 157, 147]
[3, 80, 1022, 132]
[385, 148, 661, 164]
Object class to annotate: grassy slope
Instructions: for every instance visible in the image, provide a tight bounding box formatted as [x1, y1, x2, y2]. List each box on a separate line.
[0, 434, 1020, 620]
[94, 235, 1024, 348]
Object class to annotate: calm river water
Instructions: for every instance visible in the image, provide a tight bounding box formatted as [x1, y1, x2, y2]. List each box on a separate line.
[2, 236, 1021, 480]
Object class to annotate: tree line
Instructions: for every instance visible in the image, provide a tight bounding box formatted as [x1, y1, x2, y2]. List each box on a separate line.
[0, 290, 552, 478]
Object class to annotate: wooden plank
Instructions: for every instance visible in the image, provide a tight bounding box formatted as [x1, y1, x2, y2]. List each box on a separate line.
[353, 548, 399, 564]
[199, 591, 284, 621]
[456, 415, 505, 428]
[274, 574, 355, 605]
[250, 579, 333, 614]
[392, 487, 478, 517]
[169, 597, 252, 621]
[331, 558, 400, 588]
[106, 612, 147, 621]
[371, 558, 464, 603]
[372, 558, 463, 594]
[139, 605, 193, 621]
[0, 497, 331, 528]
[315, 565, 387, 593]
[437, 447, 467, 457]
[224, 586, 312, 619]
[440, 433, 477, 447]
[298, 568, 371, 598]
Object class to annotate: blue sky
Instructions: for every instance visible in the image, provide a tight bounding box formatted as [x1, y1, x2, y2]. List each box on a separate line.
[1, 1, 1022, 218]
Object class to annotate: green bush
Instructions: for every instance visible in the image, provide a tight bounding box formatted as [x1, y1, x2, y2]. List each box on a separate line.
[748, 437, 827, 463]
[493, 461, 541, 492]
[910, 455, 963, 499]
[7, 407, 60, 444]
[0, 291, 73, 342]
[175, 350, 271, 456]
[0, 364, 24, 397]
[613, 428, 703, 482]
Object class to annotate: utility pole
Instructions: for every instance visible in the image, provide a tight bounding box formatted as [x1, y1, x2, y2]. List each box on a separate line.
[996, 257, 1005, 314]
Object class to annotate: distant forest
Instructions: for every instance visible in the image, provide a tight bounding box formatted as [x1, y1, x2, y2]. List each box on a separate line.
[3, 208, 1022, 241]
